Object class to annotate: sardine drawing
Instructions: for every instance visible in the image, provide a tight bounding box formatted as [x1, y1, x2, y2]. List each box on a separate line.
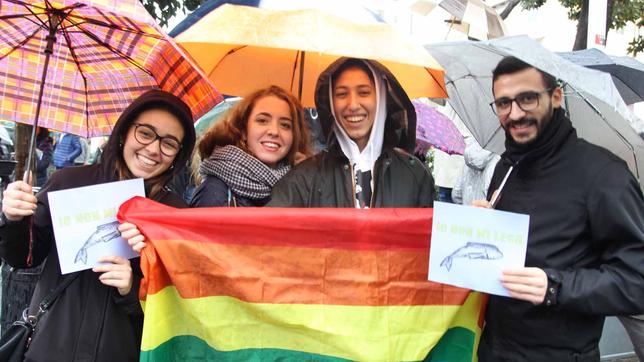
[74, 221, 121, 264]
[440, 242, 503, 271]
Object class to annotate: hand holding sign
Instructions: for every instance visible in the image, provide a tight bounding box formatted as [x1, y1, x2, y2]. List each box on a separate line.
[48, 178, 145, 274]
[428, 202, 529, 296]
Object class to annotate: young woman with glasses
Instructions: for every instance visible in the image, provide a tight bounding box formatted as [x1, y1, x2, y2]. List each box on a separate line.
[0, 89, 196, 361]
[189, 85, 313, 208]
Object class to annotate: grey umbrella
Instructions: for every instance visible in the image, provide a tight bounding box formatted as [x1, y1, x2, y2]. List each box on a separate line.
[558, 48, 644, 105]
[426, 35, 644, 186]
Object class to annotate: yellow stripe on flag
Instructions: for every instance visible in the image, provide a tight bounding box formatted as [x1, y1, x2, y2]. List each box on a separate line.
[141, 286, 483, 361]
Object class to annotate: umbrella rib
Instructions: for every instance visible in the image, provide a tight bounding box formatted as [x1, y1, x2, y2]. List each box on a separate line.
[42, 0, 84, 13]
[564, 83, 639, 178]
[449, 77, 501, 149]
[290, 51, 300, 94]
[59, 26, 91, 137]
[19, 2, 49, 29]
[0, 27, 40, 63]
[65, 16, 154, 78]
[209, 45, 247, 79]
[565, 82, 636, 156]
[64, 15, 165, 41]
[0, 13, 37, 21]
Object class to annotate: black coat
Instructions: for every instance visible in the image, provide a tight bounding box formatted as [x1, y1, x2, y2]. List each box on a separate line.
[479, 109, 644, 362]
[269, 146, 434, 207]
[269, 58, 434, 207]
[0, 164, 186, 362]
[190, 175, 269, 207]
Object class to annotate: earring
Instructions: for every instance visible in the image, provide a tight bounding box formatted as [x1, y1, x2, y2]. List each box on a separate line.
[170, 164, 175, 170]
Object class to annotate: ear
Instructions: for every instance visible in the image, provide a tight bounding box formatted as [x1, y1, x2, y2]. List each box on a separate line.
[551, 87, 563, 108]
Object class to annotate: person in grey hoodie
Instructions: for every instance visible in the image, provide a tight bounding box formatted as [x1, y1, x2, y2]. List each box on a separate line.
[451, 137, 500, 206]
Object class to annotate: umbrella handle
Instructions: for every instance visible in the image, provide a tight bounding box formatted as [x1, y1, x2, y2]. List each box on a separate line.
[22, 170, 33, 187]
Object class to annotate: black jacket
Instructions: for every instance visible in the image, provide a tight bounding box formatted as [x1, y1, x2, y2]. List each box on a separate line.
[479, 109, 644, 362]
[269, 58, 434, 207]
[0, 164, 186, 362]
[190, 175, 269, 207]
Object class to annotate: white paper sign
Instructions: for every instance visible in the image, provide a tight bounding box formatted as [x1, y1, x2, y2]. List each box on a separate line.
[48, 178, 145, 274]
[428, 202, 530, 296]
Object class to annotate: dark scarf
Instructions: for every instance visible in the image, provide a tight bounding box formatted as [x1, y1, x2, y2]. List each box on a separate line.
[199, 145, 291, 200]
[503, 107, 575, 168]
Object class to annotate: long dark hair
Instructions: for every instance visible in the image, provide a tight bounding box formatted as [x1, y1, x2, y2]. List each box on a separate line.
[101, 90, 196, 200]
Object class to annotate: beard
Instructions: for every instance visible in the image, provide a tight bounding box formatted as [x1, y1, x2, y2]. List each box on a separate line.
[503, 104, 554, 147]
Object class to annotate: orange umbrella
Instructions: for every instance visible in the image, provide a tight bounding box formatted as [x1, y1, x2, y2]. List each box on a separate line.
[175, 4, 447, 107]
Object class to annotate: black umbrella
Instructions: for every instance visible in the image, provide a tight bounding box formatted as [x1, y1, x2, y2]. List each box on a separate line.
[558, 48, 644, 105]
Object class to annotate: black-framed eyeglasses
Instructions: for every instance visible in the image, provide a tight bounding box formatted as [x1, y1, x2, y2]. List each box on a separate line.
[490, 88, 553, 116]
[132, 123, 182, 157]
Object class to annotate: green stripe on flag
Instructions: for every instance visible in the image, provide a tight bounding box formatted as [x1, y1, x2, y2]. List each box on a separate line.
[140, 327, 476, 362]
[425, 327, 476, 362]
[140, 335, 350, 362]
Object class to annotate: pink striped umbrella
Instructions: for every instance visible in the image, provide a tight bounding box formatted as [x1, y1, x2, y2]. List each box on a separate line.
[0, 0, 223, 171]
[413, 100, 465, 155]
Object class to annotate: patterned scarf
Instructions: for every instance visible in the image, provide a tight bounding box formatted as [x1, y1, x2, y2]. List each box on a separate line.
[199, 145, 291, 200]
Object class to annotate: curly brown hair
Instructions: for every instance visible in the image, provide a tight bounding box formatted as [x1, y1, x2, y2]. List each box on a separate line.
[197, 85, 313, 164]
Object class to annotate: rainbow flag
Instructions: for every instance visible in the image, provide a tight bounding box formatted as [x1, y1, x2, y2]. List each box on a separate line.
[119, 197, 486, 362]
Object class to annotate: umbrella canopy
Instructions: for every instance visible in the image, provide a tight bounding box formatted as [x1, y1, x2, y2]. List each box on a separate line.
[426, 36, 644, 185]
[413, 100, 465, 155]
[0, 0, 223, 138]
[194, 97, 241, 135]
[169, 0, 385, 38]
[438, 0, 507, 40]
[558, 48, 644, 105]
[175, 3, 447, 107]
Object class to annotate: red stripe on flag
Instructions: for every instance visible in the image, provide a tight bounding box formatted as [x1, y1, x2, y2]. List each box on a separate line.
[119, 197, 434, 251]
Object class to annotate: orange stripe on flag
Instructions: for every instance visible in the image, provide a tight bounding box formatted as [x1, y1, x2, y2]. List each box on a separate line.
[118, 197, 471, 306]
[142, 239, 470, 306]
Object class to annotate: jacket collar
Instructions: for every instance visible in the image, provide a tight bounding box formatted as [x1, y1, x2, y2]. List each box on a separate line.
[501, 107, 575, 170]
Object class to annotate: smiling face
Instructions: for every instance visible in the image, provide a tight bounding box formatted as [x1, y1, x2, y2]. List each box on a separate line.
[332, 66, 377, 151]
[245, 95, 294, 167]
[123, 109, 184, 179]
[493, 67, 562, 145]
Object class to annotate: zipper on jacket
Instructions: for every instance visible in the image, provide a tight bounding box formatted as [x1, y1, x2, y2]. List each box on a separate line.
[347, 163, 357, 208]
[369, 166, 376, 209]
[369, 154, 391, 208]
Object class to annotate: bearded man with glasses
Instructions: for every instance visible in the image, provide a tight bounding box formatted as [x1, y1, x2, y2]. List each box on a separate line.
[475, 56, 644, 362]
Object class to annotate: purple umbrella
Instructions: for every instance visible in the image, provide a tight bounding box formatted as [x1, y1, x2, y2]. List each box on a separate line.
[413, 100, 465, 155]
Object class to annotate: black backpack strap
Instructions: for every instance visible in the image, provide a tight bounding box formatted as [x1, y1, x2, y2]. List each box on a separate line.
[37, 272, 80, 313]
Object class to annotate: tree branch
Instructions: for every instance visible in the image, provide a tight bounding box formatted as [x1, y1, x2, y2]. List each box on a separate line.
[500, 0, 522, 20]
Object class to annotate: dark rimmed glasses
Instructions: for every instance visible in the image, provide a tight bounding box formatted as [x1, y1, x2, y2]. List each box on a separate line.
[490, 88, 553, 116]
[132, 123, 182, 157]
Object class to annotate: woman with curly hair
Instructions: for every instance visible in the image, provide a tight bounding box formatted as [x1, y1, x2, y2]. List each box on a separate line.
[190, 85, 312, 207]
